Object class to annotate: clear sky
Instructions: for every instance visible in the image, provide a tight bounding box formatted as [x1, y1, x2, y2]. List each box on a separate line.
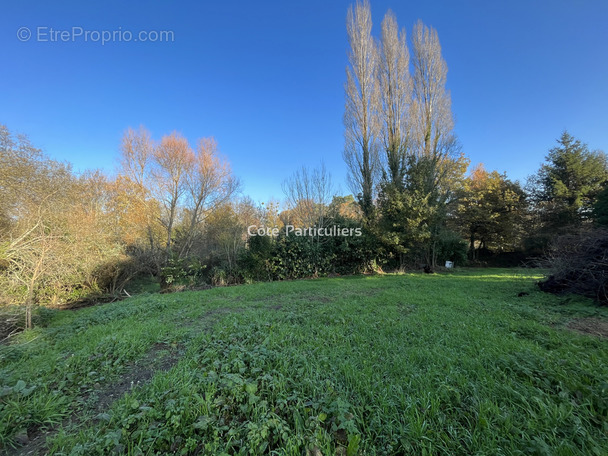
[2, 0, 607, 203]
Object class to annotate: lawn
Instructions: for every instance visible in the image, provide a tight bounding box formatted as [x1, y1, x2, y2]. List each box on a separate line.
[1, 268, 607, 455]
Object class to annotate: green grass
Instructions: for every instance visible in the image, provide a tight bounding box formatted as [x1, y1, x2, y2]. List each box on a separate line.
[124, 275, 161, 295]
[1, 268, 607, 455]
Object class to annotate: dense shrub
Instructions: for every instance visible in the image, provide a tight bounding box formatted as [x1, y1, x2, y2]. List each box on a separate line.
[594, 185, 608, 226]
[208, 265, 243, 286]
[538, 229, 608, 304]
[240, 232, 334, 281]
[159, 257, 206, 290]
[239, 217, 378, 282]
[239, 235, 275, 282]
[272, 234, 335, 279]
[326, 222, 380, 274]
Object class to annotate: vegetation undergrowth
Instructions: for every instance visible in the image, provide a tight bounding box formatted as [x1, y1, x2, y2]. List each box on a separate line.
[1, 269, 607, 455]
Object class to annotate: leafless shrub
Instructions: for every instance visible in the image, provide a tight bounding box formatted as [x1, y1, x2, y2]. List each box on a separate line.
[538, 228, 608, 304]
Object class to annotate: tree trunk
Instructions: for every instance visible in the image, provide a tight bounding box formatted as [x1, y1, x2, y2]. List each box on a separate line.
[25, 296, 33, 330]
[469, 231, 476, 260]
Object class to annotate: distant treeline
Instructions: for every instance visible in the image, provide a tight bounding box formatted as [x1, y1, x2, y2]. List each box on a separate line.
[2, 3, 608, 327]
[1, 122, 607, 327]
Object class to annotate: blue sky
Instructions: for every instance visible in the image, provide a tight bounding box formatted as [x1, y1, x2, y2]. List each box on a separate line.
[1, 0, 607, 203]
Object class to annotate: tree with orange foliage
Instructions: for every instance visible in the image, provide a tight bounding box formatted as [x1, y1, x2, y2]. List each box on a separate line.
[457, 164, 525, 258]
[179, 137, 239, 258]
[152, 132, 193, 255]
[117, 127, 239, 261]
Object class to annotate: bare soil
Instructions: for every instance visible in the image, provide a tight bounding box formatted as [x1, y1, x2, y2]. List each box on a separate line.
[9, 343, 182, 456]
[567, 317, 608, 338]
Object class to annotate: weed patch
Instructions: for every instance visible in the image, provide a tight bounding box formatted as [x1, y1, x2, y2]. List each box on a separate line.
[1, 269, 608, 454]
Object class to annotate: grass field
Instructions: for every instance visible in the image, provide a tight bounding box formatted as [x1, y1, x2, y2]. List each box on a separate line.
[1, 268, 607, 455]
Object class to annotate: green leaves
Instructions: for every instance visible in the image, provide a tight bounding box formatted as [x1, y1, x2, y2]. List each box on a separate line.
[2, 270, 608, 454]
[593, 185, 608, 226]
[533, 131, 608, 231]
[245, 382, 258, 395]
[1, 380, 36, 398]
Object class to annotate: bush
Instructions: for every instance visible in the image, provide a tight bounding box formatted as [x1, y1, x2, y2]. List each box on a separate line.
[209, 266, 243, 286]
[160, 257, 206, 290]
[239, 235, 275, 282]
[238, 217, 379, 282]
[271, 234, 335, 280]
[327, 222, 380, 274]
[538, 228, 608, 304]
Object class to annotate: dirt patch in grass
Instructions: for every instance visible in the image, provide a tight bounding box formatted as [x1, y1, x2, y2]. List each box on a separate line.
[10, 343, 182, 456]
[94, 342, 181, 412]
[567, 317, 608, 338]
[177, 306, 249, 334]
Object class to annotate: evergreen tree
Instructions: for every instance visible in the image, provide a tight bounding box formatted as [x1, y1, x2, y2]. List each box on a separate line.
[594, 185, 608, 226]
[529, 132, 608, 233]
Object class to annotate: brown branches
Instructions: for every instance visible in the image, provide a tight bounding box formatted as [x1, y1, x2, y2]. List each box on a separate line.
[538, 229, 608, 304]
